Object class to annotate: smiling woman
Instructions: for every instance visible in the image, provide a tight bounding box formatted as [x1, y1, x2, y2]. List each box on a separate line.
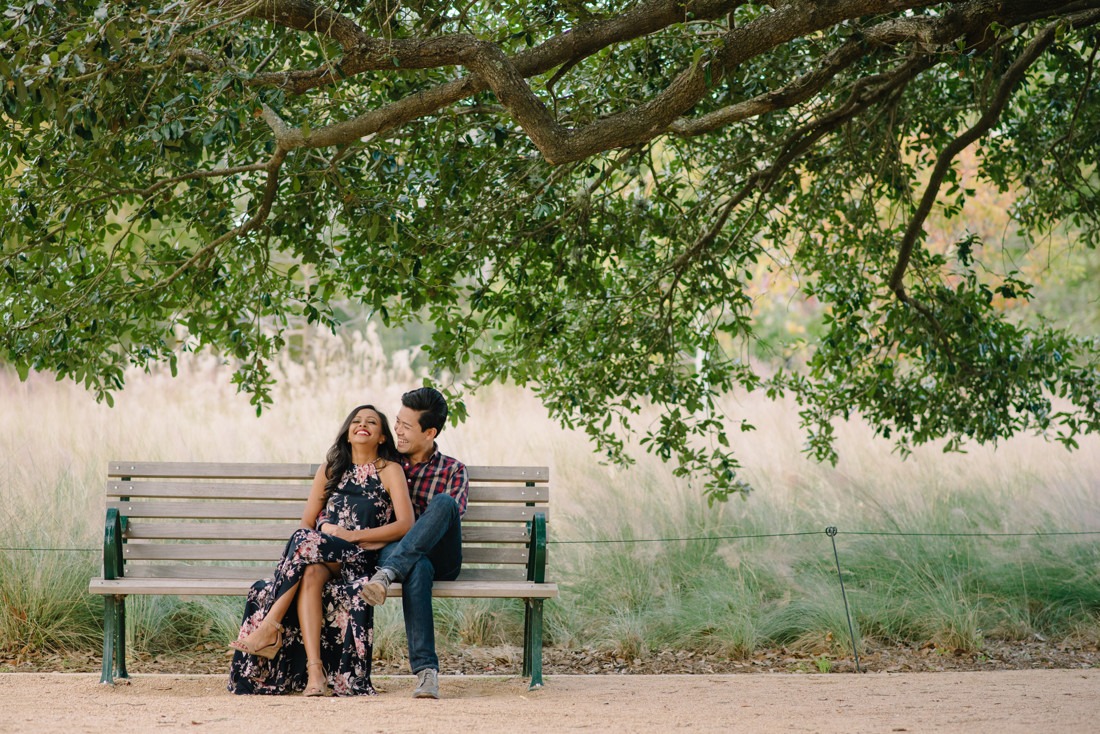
[227, 404, 413, 697]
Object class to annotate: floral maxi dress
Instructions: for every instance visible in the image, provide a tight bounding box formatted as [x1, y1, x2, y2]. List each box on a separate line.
[228, 463, 395, 695]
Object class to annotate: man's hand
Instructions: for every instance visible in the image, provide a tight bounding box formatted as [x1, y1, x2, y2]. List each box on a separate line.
[358, 540, 386, 551]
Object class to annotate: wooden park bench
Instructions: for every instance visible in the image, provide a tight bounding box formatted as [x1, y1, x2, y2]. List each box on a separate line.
[88, 461, 556, 688]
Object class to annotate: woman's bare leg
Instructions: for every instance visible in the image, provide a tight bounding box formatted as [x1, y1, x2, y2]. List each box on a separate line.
[231, 580, 300, 653]
[300, 562, 338, 693]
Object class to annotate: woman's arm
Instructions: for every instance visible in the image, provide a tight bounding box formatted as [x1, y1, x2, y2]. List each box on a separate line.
[299, 464, 329, 529]
[347, 462, 414, 546]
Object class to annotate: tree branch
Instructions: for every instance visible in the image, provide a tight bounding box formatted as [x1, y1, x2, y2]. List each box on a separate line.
[668, 9, 955, 137]
[668, 36, 868, 138]
[158, 147, 289, 290]
[85, 162, 271, 208]
[888, 21, 1061, 299]
[668, 51, 936, 277]
[256, 0, 1089, 166]
[1045, 12, 1100, 152]
[248, 0, 746, 94]
[248, 0, 937, 163]
[234, 0, 368, 49]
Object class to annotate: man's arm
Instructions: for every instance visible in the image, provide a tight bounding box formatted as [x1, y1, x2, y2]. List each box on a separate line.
[446, 461, 469, 516]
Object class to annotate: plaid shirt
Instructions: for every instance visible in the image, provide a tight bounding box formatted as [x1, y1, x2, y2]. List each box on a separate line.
[403, 444, 468, 518]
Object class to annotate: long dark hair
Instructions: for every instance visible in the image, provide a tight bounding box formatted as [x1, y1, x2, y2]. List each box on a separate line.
[324, 404, 402, 494]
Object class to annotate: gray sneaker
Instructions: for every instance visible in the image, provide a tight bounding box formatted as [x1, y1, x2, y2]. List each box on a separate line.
[358, 568, 393, 606]
[413, 668, 439, 699]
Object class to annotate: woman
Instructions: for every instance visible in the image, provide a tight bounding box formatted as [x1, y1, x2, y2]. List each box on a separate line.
[227, 405, 414, 696]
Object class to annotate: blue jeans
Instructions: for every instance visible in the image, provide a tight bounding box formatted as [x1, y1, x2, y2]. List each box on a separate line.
[377, 493, 462, 673]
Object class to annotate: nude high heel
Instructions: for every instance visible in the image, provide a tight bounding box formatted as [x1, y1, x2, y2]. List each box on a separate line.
[304, 661, 329, 697]
[228, 621, 283, 660]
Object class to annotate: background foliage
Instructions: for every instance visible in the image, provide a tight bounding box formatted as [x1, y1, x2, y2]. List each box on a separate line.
[2, 347, 1099, 669]
[2, 1, 1100, 497]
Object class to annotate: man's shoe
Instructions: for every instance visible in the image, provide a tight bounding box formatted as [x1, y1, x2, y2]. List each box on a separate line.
[413, 668, 439, 699]
[358, 568, 393, 606]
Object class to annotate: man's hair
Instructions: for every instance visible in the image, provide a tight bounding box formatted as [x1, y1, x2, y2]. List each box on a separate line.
[401, 386, 449, 435]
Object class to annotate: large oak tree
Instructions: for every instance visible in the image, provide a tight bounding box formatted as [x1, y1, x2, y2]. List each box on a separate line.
[3, 1, 1100, 498]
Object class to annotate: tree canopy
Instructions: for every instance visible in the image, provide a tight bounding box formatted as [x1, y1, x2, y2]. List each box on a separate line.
[3, 1, 1100, 499]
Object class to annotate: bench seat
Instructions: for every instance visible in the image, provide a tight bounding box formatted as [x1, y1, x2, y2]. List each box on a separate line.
[89, 578, 561, 598]
[88, 461, 557, 688]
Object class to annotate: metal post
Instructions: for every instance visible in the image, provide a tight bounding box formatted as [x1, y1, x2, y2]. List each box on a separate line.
[825, 526, 862, 673]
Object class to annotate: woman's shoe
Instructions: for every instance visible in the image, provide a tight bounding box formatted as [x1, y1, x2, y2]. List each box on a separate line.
[304, 661, 329, 697]
[228, 621, 283, 660]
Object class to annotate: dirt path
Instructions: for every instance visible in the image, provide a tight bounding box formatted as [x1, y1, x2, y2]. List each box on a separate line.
[2, 670, 1095, 733]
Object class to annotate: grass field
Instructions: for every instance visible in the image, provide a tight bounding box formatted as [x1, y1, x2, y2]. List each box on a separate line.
[2, 334, 1099, 667]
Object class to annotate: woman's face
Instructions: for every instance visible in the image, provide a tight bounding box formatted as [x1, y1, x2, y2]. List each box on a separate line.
[346, 408, 385, 450]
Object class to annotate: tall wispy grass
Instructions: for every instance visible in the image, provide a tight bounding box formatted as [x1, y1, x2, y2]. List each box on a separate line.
[2, 327, 1099, 667]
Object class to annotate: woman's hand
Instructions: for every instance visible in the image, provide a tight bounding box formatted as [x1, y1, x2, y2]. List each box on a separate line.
[320, 522, 353, 541]
[358, 540, 386, 551]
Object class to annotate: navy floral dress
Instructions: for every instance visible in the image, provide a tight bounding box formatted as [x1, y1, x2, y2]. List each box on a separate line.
[228, 463, 395, 695]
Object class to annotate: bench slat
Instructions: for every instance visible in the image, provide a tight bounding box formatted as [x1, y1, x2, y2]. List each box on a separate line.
[468, 485, 549, 502]
[117, 565, 531, 581]
[122, 542, 530, 565]
[89, 577, 558, 599]
[465, 466, 549, 482]
[125, 521, 296, 541]
[107, 481, 312, 500]
[109, 462, 320, 479]
[110, 501, 548, 523]
[110, 501, 304, 520]
[106, 481, 548, 504]
[109, 462, 548, 484]
[123, 542, 285, 561]
[124, 521, 533, 543]
[123, 565, 282, 580]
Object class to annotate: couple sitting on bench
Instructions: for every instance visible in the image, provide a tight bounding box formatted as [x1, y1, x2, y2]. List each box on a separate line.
[227, 387, 463, 699]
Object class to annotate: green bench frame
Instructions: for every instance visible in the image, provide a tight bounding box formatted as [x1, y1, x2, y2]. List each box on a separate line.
[88, 461, 557, 688]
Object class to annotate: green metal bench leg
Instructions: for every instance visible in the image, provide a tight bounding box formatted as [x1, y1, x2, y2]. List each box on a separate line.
[522, 603, 532, 677]
[100, 595, 129, 684]
[100, 596, 115, 684]
[523, 598, 544, 689]
[115, 595, 129, 680]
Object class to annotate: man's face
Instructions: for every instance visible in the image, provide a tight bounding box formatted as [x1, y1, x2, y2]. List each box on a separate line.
[394, 406, 434, 457]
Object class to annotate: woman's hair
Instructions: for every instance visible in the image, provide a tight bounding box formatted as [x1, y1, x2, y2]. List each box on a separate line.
[324, 404, 402, 494]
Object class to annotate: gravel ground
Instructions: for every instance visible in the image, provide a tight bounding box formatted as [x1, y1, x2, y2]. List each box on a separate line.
[3, 641, 1096, 733]
[2, 669, 1097, 733]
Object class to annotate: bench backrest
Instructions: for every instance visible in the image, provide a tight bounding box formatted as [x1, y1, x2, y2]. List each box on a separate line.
[105, 461, 549, 583]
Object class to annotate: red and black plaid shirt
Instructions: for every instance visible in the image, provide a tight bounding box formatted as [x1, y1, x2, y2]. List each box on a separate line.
[403, 444, 468, 518]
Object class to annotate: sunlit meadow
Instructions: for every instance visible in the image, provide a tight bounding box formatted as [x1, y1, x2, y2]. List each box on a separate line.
[2, 327, 1099, 670]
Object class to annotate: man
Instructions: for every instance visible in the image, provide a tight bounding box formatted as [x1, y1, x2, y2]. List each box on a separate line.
[358, 386, 467, 699]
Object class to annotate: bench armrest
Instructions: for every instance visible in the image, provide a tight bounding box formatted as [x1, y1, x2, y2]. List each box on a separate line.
[103, 508, 124, 580]
[526, 512, 548, 583]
